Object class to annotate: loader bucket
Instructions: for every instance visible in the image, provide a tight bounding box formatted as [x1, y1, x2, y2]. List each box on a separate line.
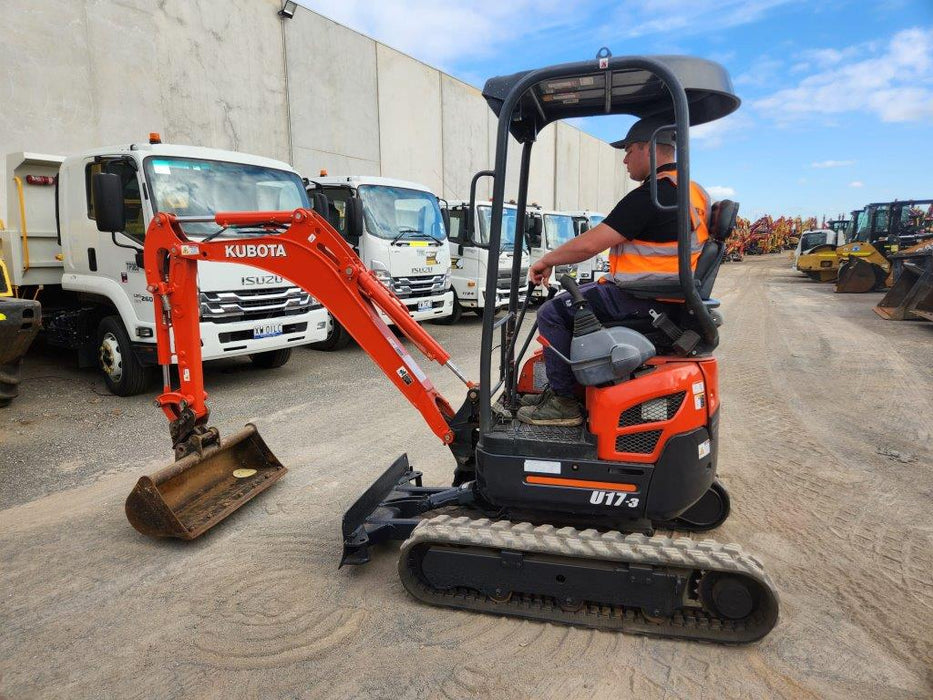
[905, 267, 933, 321]
[125, 423, 286, 540]
[874, 262, 924, 320]
[835, 259, 884, 293]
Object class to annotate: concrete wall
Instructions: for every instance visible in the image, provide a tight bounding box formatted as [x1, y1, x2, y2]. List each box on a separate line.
[287, 9, 380, 178]
[0, 0, 632, 224]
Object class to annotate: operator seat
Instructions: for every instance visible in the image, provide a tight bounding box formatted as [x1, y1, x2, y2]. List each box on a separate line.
[602, 200, 739, 344]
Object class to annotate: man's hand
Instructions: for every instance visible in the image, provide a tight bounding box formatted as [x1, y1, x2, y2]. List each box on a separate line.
[529, 258, 552, 286]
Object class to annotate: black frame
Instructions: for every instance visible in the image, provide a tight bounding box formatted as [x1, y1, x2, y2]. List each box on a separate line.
[477, 55, 734, 437]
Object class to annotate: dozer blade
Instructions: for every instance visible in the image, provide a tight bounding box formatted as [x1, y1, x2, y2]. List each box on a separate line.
[836, 258, 885, 293]
[125, 423, 286, 540]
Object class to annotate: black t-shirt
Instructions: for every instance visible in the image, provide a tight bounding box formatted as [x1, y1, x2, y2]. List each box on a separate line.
[602, 163, 678, 242]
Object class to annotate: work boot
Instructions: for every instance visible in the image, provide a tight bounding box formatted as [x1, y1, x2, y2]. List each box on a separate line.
[516, 391, 583, 426]
[518, 385, 551, 407]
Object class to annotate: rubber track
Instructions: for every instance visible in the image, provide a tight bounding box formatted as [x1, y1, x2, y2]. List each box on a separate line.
[398, 514, 780, 644]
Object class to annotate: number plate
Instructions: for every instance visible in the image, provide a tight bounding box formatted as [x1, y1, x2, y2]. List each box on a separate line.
[253, 323, 283, 339]
[417, 300, 433, 312]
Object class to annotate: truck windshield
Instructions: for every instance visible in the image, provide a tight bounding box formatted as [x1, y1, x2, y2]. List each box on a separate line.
[800, 231, 828, 250]
[477, 205, 519, 248]
[544, 213, 576, 250]
[144, 157, 308, 236]
[588, 214, 605, 228]
[358, 185, 446, 242]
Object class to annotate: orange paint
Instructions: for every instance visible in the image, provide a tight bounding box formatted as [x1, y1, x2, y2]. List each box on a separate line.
[525, 476, 637, 492]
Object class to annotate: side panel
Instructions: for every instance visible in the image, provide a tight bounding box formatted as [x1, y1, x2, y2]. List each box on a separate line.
[555, 124, 581, 211]
[288, 11, 381, 178]
[377, 45, 443, 194]
[441, 77, 489, 202]
[586, 360, 709, 463]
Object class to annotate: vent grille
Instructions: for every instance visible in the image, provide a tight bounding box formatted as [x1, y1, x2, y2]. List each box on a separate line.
[615, 430, 663, 454]
[618, 391, 686, 427]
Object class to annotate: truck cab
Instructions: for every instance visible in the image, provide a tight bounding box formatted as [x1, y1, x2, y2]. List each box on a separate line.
[308, 176, 453, 329]
[1, 143, 329, 395]
[444, 200, 530, 320]
[527, 208, 577, 300]
[568, 210, 608, 283]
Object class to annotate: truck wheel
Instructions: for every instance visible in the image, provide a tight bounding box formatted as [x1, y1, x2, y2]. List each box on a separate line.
[308, 315, 351, 351]
[97, 316, 152, 397]
[249, 348, 292, 368]
[434, 292, 462, 324]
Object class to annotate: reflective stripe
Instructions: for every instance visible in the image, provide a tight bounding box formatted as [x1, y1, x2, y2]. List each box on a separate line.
[621, 239, 704, 257]
[612, 271, 679, 282]
[608, 169, 710, 284]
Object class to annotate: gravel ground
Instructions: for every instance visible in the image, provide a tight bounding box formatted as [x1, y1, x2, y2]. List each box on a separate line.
[1, 254, 931, 699]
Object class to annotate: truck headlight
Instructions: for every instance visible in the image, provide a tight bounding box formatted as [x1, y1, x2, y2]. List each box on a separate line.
[371, 262, 394, 291]
[443, 270, 452, 290]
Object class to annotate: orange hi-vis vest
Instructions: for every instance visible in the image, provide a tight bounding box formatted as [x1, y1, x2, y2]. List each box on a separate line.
[607, 171, 711, 284]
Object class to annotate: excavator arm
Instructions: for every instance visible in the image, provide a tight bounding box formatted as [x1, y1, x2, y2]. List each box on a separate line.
[144, 209, 469, 448]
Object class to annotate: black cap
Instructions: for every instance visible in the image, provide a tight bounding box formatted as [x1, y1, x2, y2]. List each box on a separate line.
[610, 117, 676, 149]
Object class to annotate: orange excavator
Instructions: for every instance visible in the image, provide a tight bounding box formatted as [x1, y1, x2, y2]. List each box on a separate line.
[109, 53, 779, 643]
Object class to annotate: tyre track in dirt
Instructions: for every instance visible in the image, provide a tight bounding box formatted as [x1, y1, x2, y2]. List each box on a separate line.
[2, 257, 931, 698]
[714, 256, 930, 697]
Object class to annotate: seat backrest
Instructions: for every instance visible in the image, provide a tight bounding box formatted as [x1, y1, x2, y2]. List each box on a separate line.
[693, 199, 739, 298]
[694, 239, 723, 299]
[709, 199, 739, 242]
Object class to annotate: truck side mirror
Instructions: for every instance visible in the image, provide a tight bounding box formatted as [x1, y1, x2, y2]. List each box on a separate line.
[346, 197, 364, 245]
[93, 172, 125, 233]
[441, 208, 450, 237]
[311, 192, 329, 217]
[528, 217, 543, 248]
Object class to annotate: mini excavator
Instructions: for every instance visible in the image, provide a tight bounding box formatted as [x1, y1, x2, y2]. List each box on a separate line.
[112, 53, 779, 643]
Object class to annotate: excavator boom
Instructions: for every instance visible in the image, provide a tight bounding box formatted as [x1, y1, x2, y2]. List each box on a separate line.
[126, 209, 468, 539]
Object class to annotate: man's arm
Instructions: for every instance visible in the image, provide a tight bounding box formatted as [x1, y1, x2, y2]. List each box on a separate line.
[529, 223, 623, 285]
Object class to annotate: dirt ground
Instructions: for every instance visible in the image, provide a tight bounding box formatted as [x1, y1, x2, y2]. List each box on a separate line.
[2, 254, 931, 699]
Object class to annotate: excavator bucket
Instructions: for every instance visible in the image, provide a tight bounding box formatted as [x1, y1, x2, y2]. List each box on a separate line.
[835, 258, 885, 293]
[125, 424, 286, 540]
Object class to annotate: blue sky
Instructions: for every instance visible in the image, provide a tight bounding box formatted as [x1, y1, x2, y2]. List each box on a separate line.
[299, 0, 933, 220]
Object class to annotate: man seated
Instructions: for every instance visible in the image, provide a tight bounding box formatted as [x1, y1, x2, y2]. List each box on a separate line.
[518, 117, 711, 426]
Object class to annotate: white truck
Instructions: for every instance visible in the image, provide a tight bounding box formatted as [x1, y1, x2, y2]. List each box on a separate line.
[0, 140, 330, 396]
[527, 208, 579, 301]
[444, 199, 530, 321]
[306, 175, 453, 345]
[569, 210, 608, 283]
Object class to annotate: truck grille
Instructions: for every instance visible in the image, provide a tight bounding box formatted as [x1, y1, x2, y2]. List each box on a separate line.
[496, 267, 529, 291]
[199, 286, 319, 324]
[394, 274, 446, 299]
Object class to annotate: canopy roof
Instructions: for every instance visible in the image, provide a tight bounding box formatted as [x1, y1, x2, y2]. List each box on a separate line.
[482, 55, 740, 142]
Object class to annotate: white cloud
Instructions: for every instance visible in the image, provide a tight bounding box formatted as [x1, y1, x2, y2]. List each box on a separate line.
[690, 111, 754, 149]
[753, 27, 933, 123]
[849, 181, 864, 188]
[608, 0, 801, 39]
[706, 185, 736, 199]
[297, 0, 582, 73]
[811, 160, 855, 168]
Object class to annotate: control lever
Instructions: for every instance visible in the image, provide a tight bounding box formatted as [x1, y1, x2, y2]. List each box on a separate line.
[559, 275, 587, 309]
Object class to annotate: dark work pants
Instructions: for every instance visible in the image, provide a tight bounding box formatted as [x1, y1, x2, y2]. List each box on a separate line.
[536, 280, 664, 396]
